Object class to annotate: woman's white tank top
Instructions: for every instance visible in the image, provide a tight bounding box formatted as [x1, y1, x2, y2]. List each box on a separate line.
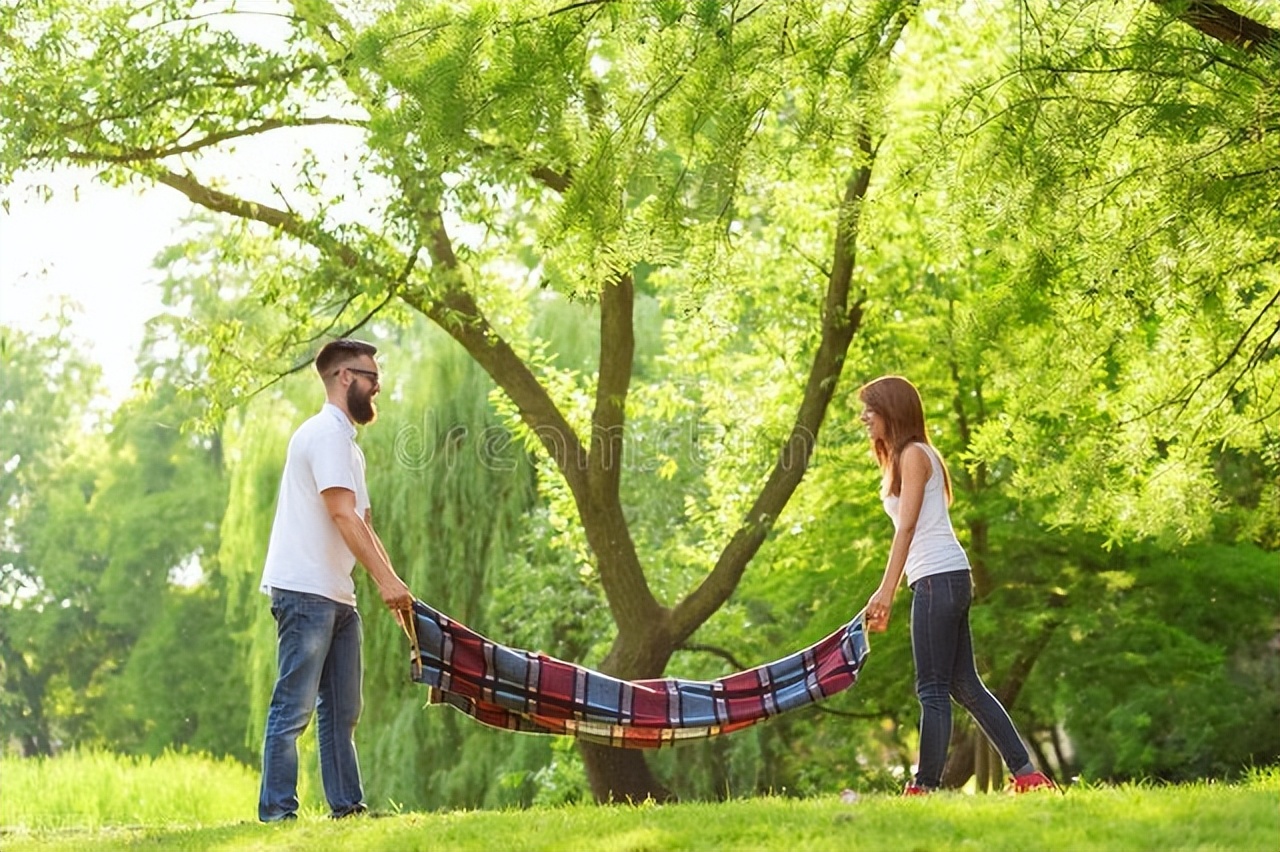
[881, 443, 971, 587]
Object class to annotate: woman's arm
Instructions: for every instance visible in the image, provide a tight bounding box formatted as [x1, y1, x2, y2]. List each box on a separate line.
[865, 444, 931, 632]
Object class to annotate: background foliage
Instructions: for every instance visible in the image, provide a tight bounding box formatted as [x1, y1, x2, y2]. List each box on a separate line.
[2, 0, 1278, 811]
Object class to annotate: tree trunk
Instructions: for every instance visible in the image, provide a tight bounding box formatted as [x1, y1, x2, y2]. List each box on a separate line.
[940, 722, 975, 789]
[973, 735, 1000, 792]
[0, 631, 53, 757]
[580, 743, 673, 804]
[576, 597, 676, 802]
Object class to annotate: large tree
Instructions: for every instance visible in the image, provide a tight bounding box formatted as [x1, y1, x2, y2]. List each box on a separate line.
[1, 0, 921, 799]
[6, 0, 1279, 800]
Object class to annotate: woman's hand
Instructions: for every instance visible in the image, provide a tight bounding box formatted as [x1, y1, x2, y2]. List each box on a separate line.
[865, 587, 894, 633]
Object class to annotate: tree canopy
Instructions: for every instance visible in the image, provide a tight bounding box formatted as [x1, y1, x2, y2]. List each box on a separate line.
[2, 0, 1277, 804]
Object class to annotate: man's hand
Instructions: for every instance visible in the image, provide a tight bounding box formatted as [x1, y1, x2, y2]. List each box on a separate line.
[378, 575, 414, 614]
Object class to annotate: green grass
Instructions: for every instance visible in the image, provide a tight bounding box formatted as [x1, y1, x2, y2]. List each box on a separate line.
[2, 752, 1277, 851]
[0, 749, 258, 829]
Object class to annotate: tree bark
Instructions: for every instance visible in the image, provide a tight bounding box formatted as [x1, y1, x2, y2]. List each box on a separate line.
[579, 742, 674, 803]
[1154, 0, 1280, 51]
[578, 611, 677, 801]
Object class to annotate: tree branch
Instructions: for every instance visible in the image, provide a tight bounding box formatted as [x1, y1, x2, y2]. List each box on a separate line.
[153, 169, 364, 267]
[814, 704, 901, 721]
[670, 125, 877, 643]
[242, 285, 402, 403]
[60, 117, 363, 164]
[1154, 0, 1280, 52]
[399, 203, 591, 498]
[675, 642, 749, 671]
[51, 59, 334, 134]
[530, 164, 574, 193]
[547, 0, 615, 18]
[464, 137, 574, 193]
[302, 248, 418, 341]
[1121, 284, 1280, 426]
[408, 287, 592, 498]
[1179, 285, 1280, 417]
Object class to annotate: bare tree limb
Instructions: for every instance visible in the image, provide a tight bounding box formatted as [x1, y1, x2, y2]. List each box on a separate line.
[676, 642, 749, 671]
[1120, 284, 1280, 427]
[1178, 286, 1280, 416]
[530, 164, 574, 193]
[49, 60, 334, 134]
[463, 137, 574, 192]
[547, 0, 615, 19]
[241, 286, 401, 402]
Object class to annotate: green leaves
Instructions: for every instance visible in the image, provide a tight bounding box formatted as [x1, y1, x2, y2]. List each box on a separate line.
[6, 0, 1279, 795]
[882, 1, 1280, 545]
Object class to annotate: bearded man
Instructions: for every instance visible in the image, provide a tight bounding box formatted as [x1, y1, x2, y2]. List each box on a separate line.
[257, 338, 415, 822]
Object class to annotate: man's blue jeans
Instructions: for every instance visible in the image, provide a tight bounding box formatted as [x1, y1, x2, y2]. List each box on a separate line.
[910, 570, 1031, 789]
[259, 589, 366, 822]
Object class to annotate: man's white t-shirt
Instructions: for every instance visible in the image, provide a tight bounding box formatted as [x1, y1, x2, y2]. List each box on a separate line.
[260, 403, 369, 606]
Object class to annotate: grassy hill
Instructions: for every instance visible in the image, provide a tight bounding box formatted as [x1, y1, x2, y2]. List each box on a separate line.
[2, 752, 1275, 851]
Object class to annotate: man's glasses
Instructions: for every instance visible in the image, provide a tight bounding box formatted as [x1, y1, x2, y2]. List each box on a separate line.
[336, 367, 380, 384]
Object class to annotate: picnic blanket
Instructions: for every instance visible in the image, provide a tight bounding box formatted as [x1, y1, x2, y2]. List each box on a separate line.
[404, 599, 871, 749]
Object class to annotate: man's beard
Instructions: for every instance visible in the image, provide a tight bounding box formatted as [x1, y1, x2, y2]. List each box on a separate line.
[347, 383, 377, 425]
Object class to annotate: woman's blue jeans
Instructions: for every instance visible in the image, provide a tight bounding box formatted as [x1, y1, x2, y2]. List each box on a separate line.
[910, 570, 1031, 789]
[258, 589, 365, 822]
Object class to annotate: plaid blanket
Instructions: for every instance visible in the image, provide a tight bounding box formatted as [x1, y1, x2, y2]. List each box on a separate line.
[406, 600, 871, 749]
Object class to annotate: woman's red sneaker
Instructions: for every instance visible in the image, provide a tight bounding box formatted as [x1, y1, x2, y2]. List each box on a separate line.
[902, 784, 932, 796]
[1011, 771, 1056, 793]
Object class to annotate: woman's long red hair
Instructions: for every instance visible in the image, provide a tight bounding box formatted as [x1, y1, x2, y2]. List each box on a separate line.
[857, 375, 952, 503]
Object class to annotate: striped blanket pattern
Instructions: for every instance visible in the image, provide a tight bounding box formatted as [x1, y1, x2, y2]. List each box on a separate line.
[406, 599, 871, 749]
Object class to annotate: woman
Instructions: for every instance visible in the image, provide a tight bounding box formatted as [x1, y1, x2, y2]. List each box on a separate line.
[859, 375, 1054, 795]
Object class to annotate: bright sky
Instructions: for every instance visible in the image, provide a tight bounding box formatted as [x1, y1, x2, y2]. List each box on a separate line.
[0, 171, 193, 405]
[0, 2, 302, 408]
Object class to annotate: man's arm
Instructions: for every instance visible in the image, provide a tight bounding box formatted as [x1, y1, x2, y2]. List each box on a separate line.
[322, 487, 414, 614]
[365, 508, 396, 578]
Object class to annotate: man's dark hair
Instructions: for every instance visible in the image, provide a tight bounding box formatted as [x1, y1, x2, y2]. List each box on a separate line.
[315, 339, 378, 377]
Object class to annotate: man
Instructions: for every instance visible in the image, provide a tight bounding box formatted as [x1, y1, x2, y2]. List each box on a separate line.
[257, 338, 415, 823]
